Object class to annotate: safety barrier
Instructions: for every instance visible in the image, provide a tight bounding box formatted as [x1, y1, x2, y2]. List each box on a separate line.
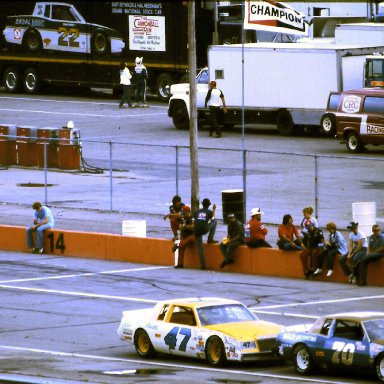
[0, 225, 382, 286]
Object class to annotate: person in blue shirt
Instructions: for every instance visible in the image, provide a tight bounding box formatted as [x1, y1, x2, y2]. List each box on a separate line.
[26, 201, 54, 254]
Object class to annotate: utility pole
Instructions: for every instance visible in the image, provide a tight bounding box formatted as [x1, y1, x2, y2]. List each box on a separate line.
[188, 1, 199, 212]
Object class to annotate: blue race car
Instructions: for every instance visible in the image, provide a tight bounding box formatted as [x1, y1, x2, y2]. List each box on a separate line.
[275, 311, 384, 382]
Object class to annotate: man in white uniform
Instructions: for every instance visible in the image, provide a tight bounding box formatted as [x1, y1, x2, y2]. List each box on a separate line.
[205, 80, 227, 137]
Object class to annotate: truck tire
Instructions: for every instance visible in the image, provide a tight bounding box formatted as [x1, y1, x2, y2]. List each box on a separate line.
[91, 32, 109, 56]
[346, 132, 364, 153]
[171, 101, 189, 130]
[320, 113, 336, 136]
[23, 67, 40, 94]
[22, 29, 42, 53]
[156, 73, 173, 102]
[3, 66, 20, 93]
[276, 109, 294, 136]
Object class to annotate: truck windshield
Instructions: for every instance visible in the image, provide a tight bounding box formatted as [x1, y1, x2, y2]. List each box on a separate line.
[365, 58, 384, 86]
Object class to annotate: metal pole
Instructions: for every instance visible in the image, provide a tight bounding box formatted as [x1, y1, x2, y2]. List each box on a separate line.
[176, 145, 179, 195]
[109, 141, 113, 211]
[242, 2, 246, 223]
[44, 140, 48, 205]
[314, 154, 319, 219]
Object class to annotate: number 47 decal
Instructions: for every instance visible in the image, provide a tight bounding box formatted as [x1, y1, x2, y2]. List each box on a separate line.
[164, 326, 191, 352]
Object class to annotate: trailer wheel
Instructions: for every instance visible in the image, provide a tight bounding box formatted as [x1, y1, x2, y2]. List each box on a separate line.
[276, 109, 295, 136]
[22, 29, 42, 53]
[156, 73, 174, 102]
[320, 113, 336, 136]
[23, 67, 40, 94]
[346, 132, 364, 153]
[171, 101, 189, 130]
[3, 67, 20, 93]
[91, 32, 109, 56]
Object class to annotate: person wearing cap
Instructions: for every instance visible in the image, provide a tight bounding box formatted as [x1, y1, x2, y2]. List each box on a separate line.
[163, 195, 185, 241]
[339, 222, 367, 284]
[26, 201, 54, 254]
[277, 214, 304, 251]
[358, 224, 384, 286]
[245, 208, 272, 248]
[220, 213, 244, 268]
[193, 198, 218, 269]
[313, 222, 348, 278]
[173, 205, 195, 269]
[119, 61, 133, 109]
[205, 80, 227, 138]
[133, 57, 148, 107]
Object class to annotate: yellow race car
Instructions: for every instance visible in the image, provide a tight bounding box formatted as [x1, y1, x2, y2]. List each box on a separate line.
[117, 297, 284, 366]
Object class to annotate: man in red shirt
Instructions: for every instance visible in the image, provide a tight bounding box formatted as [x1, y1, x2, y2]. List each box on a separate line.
[245, 208, 272, 248]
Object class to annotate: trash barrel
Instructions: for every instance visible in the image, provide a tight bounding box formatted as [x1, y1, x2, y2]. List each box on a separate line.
[222, 189, 245, 223]
[0, 124, 16, 165]
[352, 202, 376, 237]
[16, 126, 38, 167]
[36, 127, 59, 168]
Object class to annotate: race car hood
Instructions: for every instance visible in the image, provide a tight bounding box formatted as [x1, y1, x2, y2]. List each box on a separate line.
[206, 321, 283, 340]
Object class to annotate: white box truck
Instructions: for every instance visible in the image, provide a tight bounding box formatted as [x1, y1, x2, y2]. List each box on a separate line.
[168, 41, 384, 135]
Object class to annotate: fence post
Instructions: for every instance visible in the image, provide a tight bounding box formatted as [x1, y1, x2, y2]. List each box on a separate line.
[109, 141, 113, 211]
[44, 140, 48, 206]
[176, 145, 179, 195]
[314, 154, 318, 219]
[243, 148, 247, 223]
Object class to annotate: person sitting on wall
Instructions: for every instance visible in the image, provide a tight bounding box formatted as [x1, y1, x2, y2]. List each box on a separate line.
[220, 213, 244, 268]
[163, 195, 185, 241]
[277, 214, 304, 251]
[244, 207, 272, 248]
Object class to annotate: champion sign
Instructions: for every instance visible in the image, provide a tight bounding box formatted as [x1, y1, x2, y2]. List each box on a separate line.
[244, 1, 308, 35]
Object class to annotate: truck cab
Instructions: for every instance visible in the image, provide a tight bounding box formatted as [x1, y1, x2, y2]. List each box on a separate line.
[365, 55, 384, 87]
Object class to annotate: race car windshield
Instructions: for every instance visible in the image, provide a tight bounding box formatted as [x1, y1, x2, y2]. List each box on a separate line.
[197, 304, 257, 326]
[363, 319, 384, 341]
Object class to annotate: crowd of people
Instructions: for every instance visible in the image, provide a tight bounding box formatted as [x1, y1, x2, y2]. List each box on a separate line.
[164, 198, 384, 286]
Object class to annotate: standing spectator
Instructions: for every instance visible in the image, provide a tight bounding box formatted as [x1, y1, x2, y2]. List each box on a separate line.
[174, 206, 195, 269]
[340, 222, 367, 284]
[358, 224, 384, 286]
[277, 214, 304, 251]
[118, 61, 133, 108]
[193, 198, 218, 269]
[133, 57, 148, 107]
[245, 207, 272, 248]
[163, 195, 185, 241]
[300, 206, 319, 241]
[300, 222, 325, 279]
[26, 201, 54, 254]
[205, 80, 227, 138]
[220, 213, 244, 268]
[313, 222, 348, 277]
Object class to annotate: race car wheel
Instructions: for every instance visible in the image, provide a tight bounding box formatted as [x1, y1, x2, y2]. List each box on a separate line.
[346, 132, 364, 153]
[91, 32, 109, 56]
[205, 336, 227, 366]
[23, 29, 42, 53]
[134, 328, 155, 358]
[293, 344, 314, 374]
[156, 73, 174, 102]
[23, 67, 40, 94]
[3, 66, 20, 93]
[171, 101, 189, 130]
[375, 354, 384, 382]
[320, 113, 336, 137]
[276, 109, 294, 136]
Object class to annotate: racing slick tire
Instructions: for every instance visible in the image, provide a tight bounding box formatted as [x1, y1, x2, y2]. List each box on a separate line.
[375, 353, 384, 382]
[346, 132, 365, 153]
[205, 336, 227, 366]
[91, 32, 109, 56]
[22, 29, 42, 53]
[134, 328, 156, 358]
[293, 344, 314, 375]
[319, 113, 336, 137]
[171, 101, 189, 130]
[156, 73, 174, 102]
[3, 66, 21, 93]
[23, 67, 40, 94]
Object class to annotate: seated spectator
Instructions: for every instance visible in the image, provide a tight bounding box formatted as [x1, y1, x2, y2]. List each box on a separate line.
[340, 222, 367, 285]
[163, 195, 185, 240]
[314, 222, 348, 277]
[220, 213, 244, 268]
[300, 206, 319, 242]
[173, 206, 195, 269]
[277, 214, 304, 251]
[244, 207, 272, 248]
[300, 222, 325, 279]
[357, 224, 384, 286]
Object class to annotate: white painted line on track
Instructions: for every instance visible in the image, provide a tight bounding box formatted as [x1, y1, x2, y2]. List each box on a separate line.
[0, 345, 353, 384]
[0, 108, 167, 118]
[0, 266, 170, 284]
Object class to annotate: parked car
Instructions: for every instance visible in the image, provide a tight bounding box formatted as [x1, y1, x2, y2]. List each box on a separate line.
[330, 88, 384, 152]
[275, 311, 384, 382]
[117, 297, 284, 366]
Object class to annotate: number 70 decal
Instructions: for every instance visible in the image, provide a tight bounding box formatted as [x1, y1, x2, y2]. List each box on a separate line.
[164, 327, 191, 352]
[332, 341, 355, 365]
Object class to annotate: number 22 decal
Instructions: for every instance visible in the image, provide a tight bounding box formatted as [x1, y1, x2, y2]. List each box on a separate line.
[58, 27, 80, 47]
[164, 327, 191, 352]
[332, 341, 355, 365]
